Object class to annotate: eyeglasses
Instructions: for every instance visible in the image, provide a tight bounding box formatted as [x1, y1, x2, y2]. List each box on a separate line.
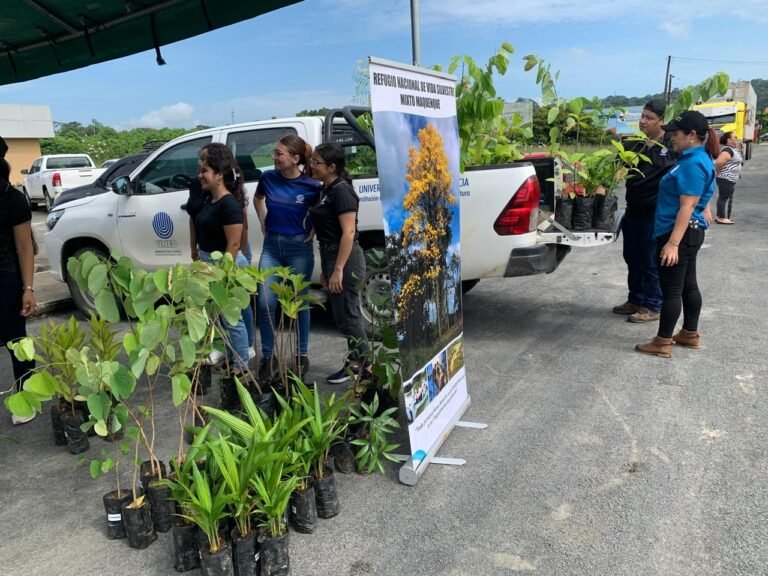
[270, 149, 291, 159]
[309, 159, 328, 167]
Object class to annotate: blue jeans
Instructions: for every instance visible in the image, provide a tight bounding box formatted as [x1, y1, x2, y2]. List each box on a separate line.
[258, 232, 314, 358]
[242, 242, 254, 348]
[199, 249, 250, 371]
[622, 212, 662, 313]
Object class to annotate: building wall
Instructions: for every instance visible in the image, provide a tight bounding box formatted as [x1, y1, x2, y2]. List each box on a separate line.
[5, 138, 42, 186]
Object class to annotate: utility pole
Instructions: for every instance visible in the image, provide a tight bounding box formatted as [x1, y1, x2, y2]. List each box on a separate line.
[411, 0, 421, 67]
[663, 55, 672, 104]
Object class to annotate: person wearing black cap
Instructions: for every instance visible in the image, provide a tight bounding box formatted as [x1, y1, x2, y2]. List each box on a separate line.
[635, 110, 716, 358]
[612, 99, 676, 323]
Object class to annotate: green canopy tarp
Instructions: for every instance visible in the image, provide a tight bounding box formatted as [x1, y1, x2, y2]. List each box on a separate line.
[0, 0, 301, 86]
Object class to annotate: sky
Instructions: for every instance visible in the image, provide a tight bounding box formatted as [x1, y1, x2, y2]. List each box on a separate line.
[1, 0, 767, 129]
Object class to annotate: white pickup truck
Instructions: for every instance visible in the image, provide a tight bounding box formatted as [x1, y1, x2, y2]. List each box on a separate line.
[44, 107, 619, 327]
[22, 154, 106, 211]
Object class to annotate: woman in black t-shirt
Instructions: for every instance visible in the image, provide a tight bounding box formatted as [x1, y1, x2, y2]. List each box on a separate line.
[309, 143, 370, 385]
[194, 144, 251, 401]
[0, 158, 36, 424]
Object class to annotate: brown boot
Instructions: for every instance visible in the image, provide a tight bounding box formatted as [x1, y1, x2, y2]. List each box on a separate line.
[672, 328, 701, 349]
[613, 301, 640, 315]
[635, 336, 673, 358]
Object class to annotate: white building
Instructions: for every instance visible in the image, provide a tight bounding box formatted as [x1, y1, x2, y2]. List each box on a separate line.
[0, 104, 55, 185]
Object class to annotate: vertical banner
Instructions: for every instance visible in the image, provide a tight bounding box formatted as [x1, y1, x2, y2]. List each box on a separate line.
[368, 57, 469, 483]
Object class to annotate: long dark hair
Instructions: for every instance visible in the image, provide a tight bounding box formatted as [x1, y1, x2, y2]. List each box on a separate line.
[314, 142, 351, 184]
[200, 143, 247, 207]
[719, 131, 734, 146]
[278, 134, 312, 174]
[705, 127, 720, 159]
[0, 157, 10, 182]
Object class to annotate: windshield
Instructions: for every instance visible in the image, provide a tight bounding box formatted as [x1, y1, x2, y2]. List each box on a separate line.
[47, 156, 92, 169]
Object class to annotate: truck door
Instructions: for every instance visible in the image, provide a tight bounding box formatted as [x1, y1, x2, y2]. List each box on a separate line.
[116, 135, 214, 270]
[26, 158, 43, 199]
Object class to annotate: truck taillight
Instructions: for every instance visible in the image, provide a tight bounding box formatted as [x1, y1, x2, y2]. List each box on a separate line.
[52, 172, 62, 187]
[493, 176, 540, 236]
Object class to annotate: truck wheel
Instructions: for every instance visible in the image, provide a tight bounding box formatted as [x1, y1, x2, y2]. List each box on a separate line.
[66, 246, 108, 317]
[43, 188, 53, 212]
[461, 279, 480, 294]
[360, 248, 394, 338]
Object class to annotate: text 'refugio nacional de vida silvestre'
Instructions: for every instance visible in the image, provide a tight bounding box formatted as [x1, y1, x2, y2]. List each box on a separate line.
[372, 72, 455, 110]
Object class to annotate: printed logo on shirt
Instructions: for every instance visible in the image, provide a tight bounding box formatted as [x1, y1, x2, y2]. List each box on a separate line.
[295, 194, 305, 205]
[152, 211, 174, 239]
[660, 147, 668, 156]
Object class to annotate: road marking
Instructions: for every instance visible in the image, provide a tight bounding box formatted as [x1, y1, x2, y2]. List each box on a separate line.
[493, 553, 537, 571]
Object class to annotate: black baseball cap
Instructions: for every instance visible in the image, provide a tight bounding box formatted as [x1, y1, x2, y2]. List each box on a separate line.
[661, 110, 709, 138]
[643, 99, 666, 118]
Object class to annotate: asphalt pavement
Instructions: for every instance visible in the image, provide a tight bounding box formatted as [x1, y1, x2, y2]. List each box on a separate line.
[2, 147, 767, 576]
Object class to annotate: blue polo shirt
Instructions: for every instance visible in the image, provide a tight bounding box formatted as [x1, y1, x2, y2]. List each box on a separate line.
[654, 145, 715, 238]
[256, 170, 321, 235]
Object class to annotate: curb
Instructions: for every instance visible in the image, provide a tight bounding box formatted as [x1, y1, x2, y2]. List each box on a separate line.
[32, 298, 75, 318]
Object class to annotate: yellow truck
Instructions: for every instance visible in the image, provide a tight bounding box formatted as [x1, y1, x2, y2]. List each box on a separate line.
[692, 81, 758, 160]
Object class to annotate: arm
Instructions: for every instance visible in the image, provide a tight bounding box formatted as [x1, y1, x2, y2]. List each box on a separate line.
[223, 224, 242, 261]
[659, 195, 699, 267]
[189, 217, 198, 261]
[714, 150, 732, 172]
[254, 195, 267, 236]
[328, 213, 357, 294]
[13, 222, 36, 316]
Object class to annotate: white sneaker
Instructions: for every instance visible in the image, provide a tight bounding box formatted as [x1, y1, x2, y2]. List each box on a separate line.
[248, 348, 256, 361]
[207, 349, 225, 365]
[12, 413, 36, 425]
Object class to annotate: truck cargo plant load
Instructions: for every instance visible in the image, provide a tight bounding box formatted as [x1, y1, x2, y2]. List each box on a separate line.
[692, 80, 758, 160]
[43, 107, 620, 332]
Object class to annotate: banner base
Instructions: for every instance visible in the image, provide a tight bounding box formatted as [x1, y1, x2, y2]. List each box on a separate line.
[455, 420, 488, 429]
[398, 395, 472, 486]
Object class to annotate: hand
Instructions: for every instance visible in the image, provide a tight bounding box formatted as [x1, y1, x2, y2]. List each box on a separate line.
[191, 248, 199, 261]
[320, 272, 328, 288]
[660, 242, 679, 267]
[703, 205, 713, 226]
[304, 228, 315, 244]
[328, 269, 344, 294]
[20, 289, 36, 317]
[259, 219, 266, 237]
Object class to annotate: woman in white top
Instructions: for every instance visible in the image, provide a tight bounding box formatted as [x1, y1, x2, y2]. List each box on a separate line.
[714, 131, 743, 225]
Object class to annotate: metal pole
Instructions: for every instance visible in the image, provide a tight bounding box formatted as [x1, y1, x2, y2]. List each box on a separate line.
[411, 0, 421, 67]
[664, 55, 672, 104]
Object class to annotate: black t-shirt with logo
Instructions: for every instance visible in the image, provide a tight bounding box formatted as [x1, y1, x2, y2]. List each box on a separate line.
[310, 179, 359, 245]
[193, 193, 243, 253]
[624, 134, 678, 216]
[0, 180, 32, 274]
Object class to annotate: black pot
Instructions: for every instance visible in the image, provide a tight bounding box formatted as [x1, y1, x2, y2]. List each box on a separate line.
[220, 375, 241, 412]
[592, 194, 618, 230]
[289, 484, 317, 534]
[173, 520, 201, 573]
[121, 498, 157, 550]
[314, 468, 340, 519]
[50, 402, 68, 446]
[248, 388, 275, 420]
[329, 441, 355, 474]
[60, 410, 89, 455]
[257, 531, 289, 576]
[572, 196, 596, 230]
[196, 364, 212, 396]
[140, 460, 167, 494]
[73, 400, 95, 437]
[147, 481, 174, 533]
[555, 197, 574, 229]
[231, 529, 258, 576]
[201, 543, 234, 576]
[103, 489, 133, 539]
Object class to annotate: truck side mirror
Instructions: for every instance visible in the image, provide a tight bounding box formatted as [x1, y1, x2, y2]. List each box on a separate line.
[20, 168, 29, 175]
[112, 176, 132, 195]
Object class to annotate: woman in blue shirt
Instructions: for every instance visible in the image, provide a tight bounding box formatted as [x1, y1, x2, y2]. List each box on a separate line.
[255, 134, 321, 383]
[636, 111, 715, 358]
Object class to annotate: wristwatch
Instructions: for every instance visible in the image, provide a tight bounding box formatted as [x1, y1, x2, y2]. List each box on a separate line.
[23, 285, 34, 292]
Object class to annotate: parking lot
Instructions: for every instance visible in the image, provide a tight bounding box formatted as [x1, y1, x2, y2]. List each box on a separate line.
[2, 147, 767, 575]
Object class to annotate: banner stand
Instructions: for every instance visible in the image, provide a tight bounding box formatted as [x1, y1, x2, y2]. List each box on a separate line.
[398, 396, 476, 485]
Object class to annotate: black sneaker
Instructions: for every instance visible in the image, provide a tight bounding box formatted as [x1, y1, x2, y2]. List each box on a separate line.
[327, 362, 357, 385]
[292, 355, 310, 376]
[258, 357, 276, 384]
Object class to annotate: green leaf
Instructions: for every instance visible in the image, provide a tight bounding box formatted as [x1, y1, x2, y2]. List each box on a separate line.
[180, 336, 196, 367]
[547, 107, 559, 124]
[568, 97, 584, 115]
[94, 289, 120, 323]
[87, 392, 106, 421]
[172, 374, 192, 407]
[146, 354, 160, 376]
[18, 338, 35, 361]
[80, 251, 100, 280]
[139, 321, 162, 350]
[90, 460, 102, 478]
[4, 391, 35, 417]
[123, 332, 138, 354]
[94, 420, 108, 437]
[24, 372, 56, 397]
[152, 268, 169, 293]
[88, 263, 108, 295]
[185, 309, 208, 343]
[111, 365, 136, 399]
[130, 347, 149, 379]
[221, 303, 243, 327]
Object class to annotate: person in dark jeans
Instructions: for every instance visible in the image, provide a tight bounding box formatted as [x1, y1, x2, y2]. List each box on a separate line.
[636, 111, 716, 358]
[308, 143, 370, 384]
[612, 100, 676, 323]
[0, 157, 37, 424]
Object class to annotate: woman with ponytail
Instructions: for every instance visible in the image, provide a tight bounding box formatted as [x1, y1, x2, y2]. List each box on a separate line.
[194, 143, 250, 407]
[255, 134, 321, 383]
[309, 142, 370, 384]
